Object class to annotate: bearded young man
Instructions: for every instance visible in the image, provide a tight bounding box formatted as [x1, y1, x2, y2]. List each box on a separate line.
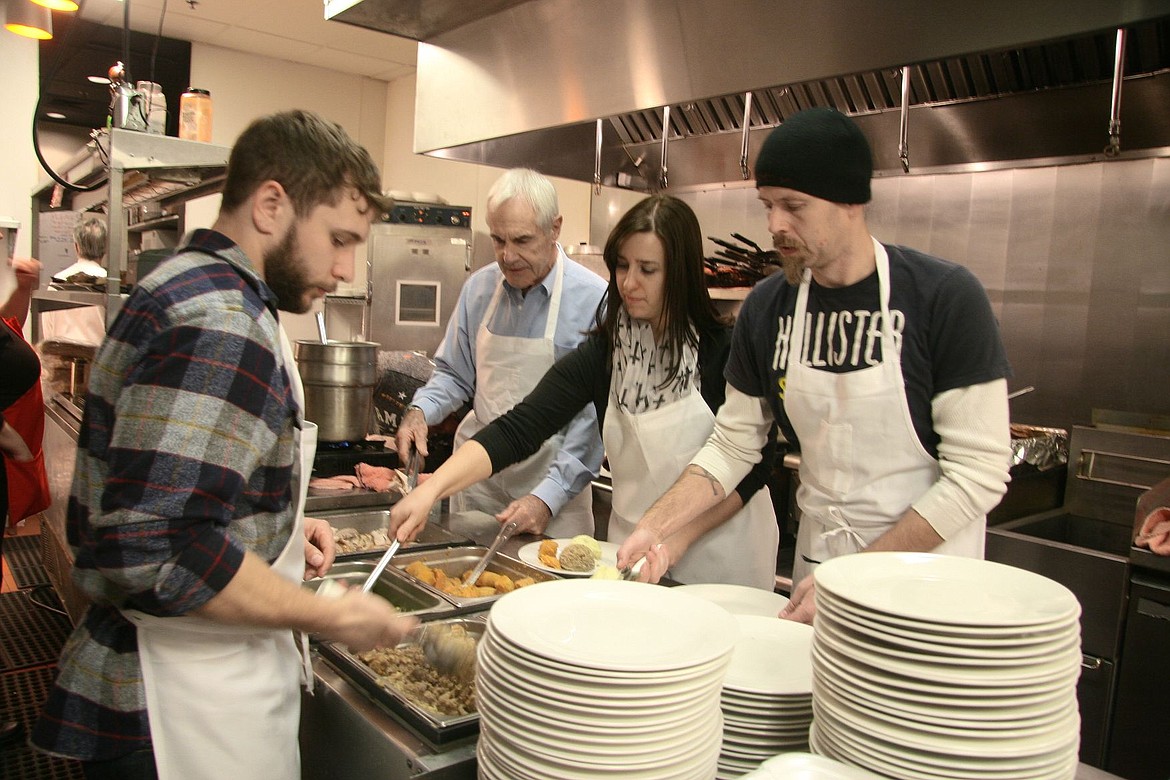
[32, 110, 417, 780]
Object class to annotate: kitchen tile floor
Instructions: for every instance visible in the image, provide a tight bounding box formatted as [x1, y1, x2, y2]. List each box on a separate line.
[1, 516, 83, 779]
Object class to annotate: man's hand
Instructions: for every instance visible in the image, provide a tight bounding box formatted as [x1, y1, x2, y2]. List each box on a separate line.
[321, 589, 420, 652]
[496, 494, 552, 536]
[302, 515, 336, 580]
[616, 527, 663, 577]
[11, 258, 41, 291]
[395, 407, 429, 462]
[779, 574, 816, 624]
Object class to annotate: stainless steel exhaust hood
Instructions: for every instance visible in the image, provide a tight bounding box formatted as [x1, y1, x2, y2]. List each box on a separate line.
[330, 0, 1170, 190]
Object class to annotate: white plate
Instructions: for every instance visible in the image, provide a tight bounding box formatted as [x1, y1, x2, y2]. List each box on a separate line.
[749, 752, 886, 780]
[674, 583, 791, 617]
[812, 645, 1077, 710]
[488, 579, 739, 671]
[813, 553, 1080, 628]
[813, 622, 1082, 686]
[517, 538, 619, 576]
[816, 588, 1078, 641]
[481, 625, 732, 682]
[723, 615, 814, 695]
[815, 601, 1081, 658]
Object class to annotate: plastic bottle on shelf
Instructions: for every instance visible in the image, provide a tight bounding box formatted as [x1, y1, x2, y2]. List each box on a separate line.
[178, 88, 213, 142]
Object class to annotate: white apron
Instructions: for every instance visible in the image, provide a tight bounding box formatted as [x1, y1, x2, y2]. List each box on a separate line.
[603, 379, 778, 589]
[786, 239, 984, 585]
[122, 326, 315, 780]
[451, 259, 594, 537]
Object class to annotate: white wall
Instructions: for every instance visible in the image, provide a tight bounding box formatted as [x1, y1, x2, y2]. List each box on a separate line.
[0, 34, 46, 264]
[382, 74, 594, 273]
[185, 43, 393, 344]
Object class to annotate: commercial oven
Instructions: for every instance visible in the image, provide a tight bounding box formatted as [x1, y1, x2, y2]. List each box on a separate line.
[365, 202, 473, 357]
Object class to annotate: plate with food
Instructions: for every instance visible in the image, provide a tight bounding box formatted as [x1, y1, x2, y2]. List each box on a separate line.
[518, 536, 619, 577]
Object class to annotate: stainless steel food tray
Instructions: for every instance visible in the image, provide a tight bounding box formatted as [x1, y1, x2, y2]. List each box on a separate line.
[317, 615, 486, 746]
[303, 560, 452, 619]
[392, 547, 558, 609]
[313, 507, 474, 559]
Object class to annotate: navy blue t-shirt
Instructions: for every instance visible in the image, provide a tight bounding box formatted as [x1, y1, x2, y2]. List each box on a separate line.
[726, 243, 1011, 459]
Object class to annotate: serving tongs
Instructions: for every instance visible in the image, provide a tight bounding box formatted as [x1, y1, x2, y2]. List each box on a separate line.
[360, 450, 422, 593]
[361, 538, 402, 593]
[403, 447, 423, 493]
[461, 520, 519, 587]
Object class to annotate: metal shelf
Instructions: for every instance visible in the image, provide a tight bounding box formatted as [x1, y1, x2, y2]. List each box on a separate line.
[30, 129, 230, 341]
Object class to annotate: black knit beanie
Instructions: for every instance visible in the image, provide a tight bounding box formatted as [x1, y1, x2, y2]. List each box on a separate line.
[754, 108, 873, 204]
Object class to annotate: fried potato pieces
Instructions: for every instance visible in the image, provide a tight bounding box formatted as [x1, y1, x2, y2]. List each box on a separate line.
[402, 560, 536, 598]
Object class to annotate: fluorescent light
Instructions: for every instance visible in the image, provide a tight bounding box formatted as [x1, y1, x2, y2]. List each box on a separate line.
[4, 1, 53, 40]
[46, 111, 66, 119]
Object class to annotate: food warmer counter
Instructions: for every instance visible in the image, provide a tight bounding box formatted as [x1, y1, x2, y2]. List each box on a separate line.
[302, 509, 1130, 780]
[300, 509, 543, 779]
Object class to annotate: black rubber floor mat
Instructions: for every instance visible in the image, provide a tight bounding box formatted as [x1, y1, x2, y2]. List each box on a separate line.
[0, 591, 72, 671]
[0, 666, 84, 779]
[3, 534, 50, 589]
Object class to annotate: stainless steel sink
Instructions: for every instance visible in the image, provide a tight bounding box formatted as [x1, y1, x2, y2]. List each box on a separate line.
[986, 510, 1130, 658]
[993, 512, 1133, 557]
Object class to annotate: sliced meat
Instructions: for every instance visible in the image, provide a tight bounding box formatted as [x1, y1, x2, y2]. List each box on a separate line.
[308, 474, 363, 491]
[355, 462, 407, 494]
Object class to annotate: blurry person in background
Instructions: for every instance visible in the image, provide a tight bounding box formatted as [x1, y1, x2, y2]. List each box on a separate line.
[617, 108, 1012, 622]
[394, 168, 607, 538]
[32, 110, 417, 780]
[53, 216, 108, 283]
[391, 196, 779, 589]
[1, 254, 49, 744]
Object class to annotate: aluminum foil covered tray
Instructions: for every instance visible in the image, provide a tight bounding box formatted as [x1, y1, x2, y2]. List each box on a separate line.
[318, 616, 486, 745]
[392, 547, 558, 609]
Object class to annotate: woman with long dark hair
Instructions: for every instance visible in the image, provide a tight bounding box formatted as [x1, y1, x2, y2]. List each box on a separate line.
[390, 195, 778, 588]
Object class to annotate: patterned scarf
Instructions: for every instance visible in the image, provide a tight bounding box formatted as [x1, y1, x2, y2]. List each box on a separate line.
[611, 308, 699, 415]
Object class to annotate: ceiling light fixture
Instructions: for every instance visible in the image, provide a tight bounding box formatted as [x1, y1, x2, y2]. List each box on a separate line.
[31, 0, 78, 11]
[4, 0, 53, 40]
[46, 111, 66, 119]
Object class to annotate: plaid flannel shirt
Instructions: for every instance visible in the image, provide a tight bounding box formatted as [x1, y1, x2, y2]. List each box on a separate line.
[32, 230, 300, 761]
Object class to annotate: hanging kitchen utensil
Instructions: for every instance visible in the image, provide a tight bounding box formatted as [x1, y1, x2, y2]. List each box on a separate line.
[899, 65, 912, 173]
[739, 91, 754, 180]
[1106, 27, 1127, 157]
[593, 118, 604, 195]
[659, 105, 671, 190]
[461, 520, 519, 587]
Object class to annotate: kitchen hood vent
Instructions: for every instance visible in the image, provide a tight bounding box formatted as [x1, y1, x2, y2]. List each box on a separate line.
[324, 0, 535, 41]
[410, 10, 1170, 191]
[614, 20, 1168, 147]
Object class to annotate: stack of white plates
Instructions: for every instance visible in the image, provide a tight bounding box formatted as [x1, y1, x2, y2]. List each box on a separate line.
[674, 584, 813, 779]
[476, 579, 738, 780]
[809, 553, 1083, 780]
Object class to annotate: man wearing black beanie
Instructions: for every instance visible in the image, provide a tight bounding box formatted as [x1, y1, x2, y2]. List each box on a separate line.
[617, 108, 1013, 623]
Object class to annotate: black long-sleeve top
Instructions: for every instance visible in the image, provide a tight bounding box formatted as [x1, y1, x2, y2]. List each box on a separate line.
[472, 324, 777, 506]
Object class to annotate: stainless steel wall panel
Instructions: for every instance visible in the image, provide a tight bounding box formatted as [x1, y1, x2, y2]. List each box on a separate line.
[678, 156, 1170, 432]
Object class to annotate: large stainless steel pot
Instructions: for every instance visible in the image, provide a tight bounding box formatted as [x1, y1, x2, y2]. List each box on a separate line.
[295, 340, 379, 442]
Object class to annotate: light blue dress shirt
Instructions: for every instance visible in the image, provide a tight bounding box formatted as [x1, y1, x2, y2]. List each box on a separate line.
[410, 246, 608, 514]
